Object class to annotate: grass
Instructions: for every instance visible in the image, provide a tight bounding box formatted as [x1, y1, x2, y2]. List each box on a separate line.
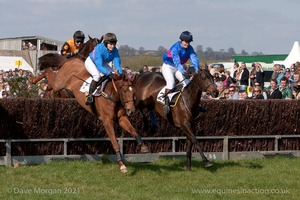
[0, 156, 299, 200]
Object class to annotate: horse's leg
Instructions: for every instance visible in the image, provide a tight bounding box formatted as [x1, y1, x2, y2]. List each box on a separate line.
[118, 113, 149, 153]
[101, 116, 128, 173]
[182, 122, 212, 168]
[186, 139, 193, 171]
[29, 71, 47, 84]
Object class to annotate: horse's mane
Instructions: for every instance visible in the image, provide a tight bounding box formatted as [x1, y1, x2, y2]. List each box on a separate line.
[38, 53, 66, 71]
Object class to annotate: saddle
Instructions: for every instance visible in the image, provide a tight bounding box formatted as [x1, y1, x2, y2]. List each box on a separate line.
[79, 77, 109, 97]
[157, 83, 184, 106]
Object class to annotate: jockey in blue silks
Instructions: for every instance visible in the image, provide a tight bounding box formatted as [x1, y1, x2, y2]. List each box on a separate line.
[161, 31, 200, 115]
[84, 32, 123, 105]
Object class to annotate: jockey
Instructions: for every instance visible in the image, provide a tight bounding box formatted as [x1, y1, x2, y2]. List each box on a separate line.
[84, 32, 123, 105]
[161, 31, 200, 115]
[61, 30, 85, 58]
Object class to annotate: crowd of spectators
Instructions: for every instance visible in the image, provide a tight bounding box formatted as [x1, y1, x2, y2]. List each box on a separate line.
[204, 61, 300, 100]
[0, 68, 35, 98]
[2, 61, 300, 100]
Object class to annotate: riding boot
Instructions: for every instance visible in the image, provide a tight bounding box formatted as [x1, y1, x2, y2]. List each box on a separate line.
[85, 79, 98, 105]
[163, 89, 171, 116]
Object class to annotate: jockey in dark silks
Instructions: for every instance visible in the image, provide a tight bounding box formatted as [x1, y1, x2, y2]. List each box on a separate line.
[61, 30, 85, 58]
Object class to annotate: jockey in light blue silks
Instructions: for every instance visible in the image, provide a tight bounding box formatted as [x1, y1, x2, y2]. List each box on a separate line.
[84, 33, 123, 105]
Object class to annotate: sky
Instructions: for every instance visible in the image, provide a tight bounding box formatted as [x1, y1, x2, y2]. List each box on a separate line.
[1, 0, 300, 55]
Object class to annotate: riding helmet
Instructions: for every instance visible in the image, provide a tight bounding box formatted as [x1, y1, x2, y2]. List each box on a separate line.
[179, 31, 193, 42]
[73, 30, 85, 41]
[103, 33, 118, 44]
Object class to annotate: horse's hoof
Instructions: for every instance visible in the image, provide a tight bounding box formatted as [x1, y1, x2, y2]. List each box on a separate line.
[140, 145, 149, 154]
[120, 165, 128, 173]
[205, 161, 213, 168]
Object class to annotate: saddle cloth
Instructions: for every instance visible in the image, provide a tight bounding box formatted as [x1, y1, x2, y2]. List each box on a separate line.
[79, 77, 104, 97]
[157, 86, 181, 105]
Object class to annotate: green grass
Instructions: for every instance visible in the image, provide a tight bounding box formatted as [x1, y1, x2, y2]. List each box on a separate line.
[0, 156, 299, 200]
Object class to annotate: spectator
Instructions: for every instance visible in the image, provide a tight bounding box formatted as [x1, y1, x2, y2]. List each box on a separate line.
[285, 67, 294, 86]
[215, 81, 226, 99]
[291, 73, 300, 90]
[223, 70, 234, 89]
[235, 66, 243, 86]
[239, 62, 250, 87]
[276, 65, 286, 85]
[279, 77, 293, 99]
[255, 63, 265, 88]
[251, 86, 264, 99]
[222, 89, 230, 99]
[232, 62, 239, 82]
[228, 85, 239, 100]
[271, 64, 281, 80]
[267, 79, 282, 99]
[217, 64, 226, 82]
[238, 90, 248, 100]
[249, 63, 256, 87]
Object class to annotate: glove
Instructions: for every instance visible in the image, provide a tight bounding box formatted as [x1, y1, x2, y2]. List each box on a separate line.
[183, 73, 190, 79]
[108, 73, 114, 79]
[74, 49, 79, 54]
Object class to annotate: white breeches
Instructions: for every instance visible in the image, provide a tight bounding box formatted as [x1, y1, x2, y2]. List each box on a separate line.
[85, 57, 114, 82]
[161, 63, 190, 90]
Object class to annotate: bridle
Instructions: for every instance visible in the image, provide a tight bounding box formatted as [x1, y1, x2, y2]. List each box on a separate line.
[111, 79, 135, 108]
[189, 72, 215, 94]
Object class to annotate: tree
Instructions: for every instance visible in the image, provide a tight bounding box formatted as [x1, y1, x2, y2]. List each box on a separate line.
[157, 46, 167, 57]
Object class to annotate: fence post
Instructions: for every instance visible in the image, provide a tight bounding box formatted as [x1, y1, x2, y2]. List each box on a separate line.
[172, 137, 177, 153]
[222, 136, 229, 160]
[63, 139, 68, 156]
[5, 140, 12, 166]
[118, 138, 123, 155]
[274, 136, 279, 152]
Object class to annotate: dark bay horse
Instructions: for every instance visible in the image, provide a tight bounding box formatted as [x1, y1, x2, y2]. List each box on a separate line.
[29, 36, 102, 98]
[38, 54, 148, 173]
[134, 69, 217, 170]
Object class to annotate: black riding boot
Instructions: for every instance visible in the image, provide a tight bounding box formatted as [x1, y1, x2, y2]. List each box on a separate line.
[85, 80, 98, 105]
[163, 89, 171, 116]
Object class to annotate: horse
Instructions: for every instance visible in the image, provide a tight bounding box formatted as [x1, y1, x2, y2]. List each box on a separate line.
[134, 69, 217, 170]
[29, 35, 102, 98]
[38, 53, 149, 173]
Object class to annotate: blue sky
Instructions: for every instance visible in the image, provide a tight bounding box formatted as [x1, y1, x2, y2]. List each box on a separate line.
[1, 0, 300, 54]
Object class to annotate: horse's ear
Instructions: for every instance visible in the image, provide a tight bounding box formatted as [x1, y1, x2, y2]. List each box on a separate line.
[88, 35, 92, 40]
[99, 35, 104, 43]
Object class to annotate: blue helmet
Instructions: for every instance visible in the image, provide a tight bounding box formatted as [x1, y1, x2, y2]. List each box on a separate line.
[179, 31, 193, 42]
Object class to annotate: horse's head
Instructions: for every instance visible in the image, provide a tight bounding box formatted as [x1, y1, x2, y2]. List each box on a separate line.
[194, 69, 218, 97]
[111, 73, 136, 116]
[76, 35, 103, 60]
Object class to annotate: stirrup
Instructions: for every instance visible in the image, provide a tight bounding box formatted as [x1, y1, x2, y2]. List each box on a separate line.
[85, 95, 94, 105]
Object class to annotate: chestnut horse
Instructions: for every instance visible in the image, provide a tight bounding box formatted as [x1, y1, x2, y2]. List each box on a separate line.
[38, 54, 148, 173]
[30, 36, 102, 98]
[134, 69, 217, 170]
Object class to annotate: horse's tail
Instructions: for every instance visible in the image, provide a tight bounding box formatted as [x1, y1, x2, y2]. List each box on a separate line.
[38, 53, 66, 71]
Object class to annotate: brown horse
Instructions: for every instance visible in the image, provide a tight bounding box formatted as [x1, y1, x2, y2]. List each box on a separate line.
[29, 36, 102, 98]
[38, 54, 148, 173]
[134, 69, 217, 170]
